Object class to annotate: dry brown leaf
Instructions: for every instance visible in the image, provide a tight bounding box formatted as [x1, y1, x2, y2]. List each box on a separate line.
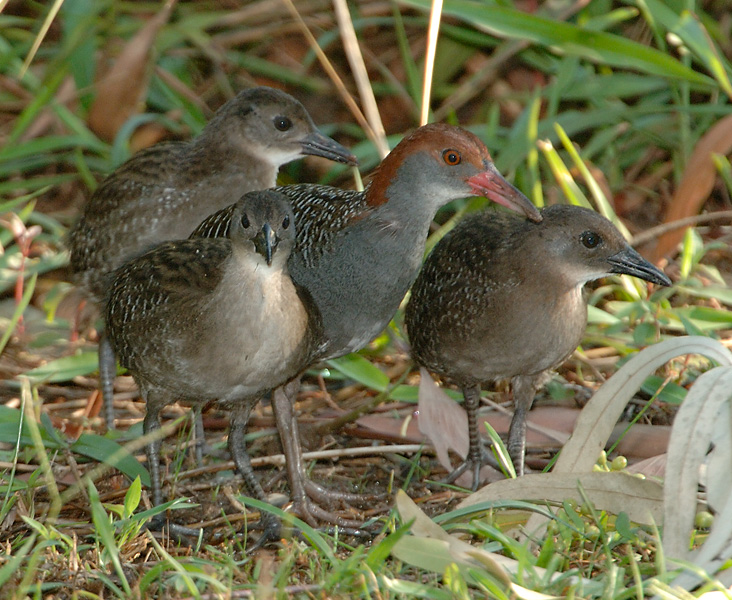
[626, 454, 667, 479]
[651, 113, 732, 261]
[417, 368, 469, 470]
[457, 471, 664, 526]
[88, 0, 176, 142]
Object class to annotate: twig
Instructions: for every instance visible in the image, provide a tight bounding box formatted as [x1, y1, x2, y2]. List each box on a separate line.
[280, 0, 378, 149]
[631, 210, 732, 247]
[172, 443, 428, 483]
[315, 368, 411, 435]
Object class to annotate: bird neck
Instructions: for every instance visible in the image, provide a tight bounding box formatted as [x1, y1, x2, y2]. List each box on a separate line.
[365, 155, 447, 224]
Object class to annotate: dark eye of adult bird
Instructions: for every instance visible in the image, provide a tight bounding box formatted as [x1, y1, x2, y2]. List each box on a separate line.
[241, 213, 250, 228]
[274, 116, 292, 131]
[580, 231, 601, 248]
[443, 149, 461, 165]
[282, 215, 290, 229]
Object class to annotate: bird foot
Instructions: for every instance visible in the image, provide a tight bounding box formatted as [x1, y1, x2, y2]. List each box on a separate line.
[147, 514, 205, 545]
[244, 513, 283, 552]
[289, 496, 368, 530]
[303, 480, 382, 509]
[443, 458, 483, 492]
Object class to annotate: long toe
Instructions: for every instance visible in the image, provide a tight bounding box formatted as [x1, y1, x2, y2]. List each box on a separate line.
[289, 497, 368, 530]
[442, 457, 485, 490]
[304, 480, 384, 508]
[245, 513, 283, 552]
[147, 515, 205, 545]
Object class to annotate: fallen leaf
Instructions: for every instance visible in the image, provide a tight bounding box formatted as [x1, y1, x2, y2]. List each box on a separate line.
[626, 454, 666, 478]
[393, 490, 582, 595]
[88, 0, 176, 142]
[417, 368, 468, 471]
[524, 336, 732, 536]
[457, 471, 664, 526]
[651, 114, 732, 261]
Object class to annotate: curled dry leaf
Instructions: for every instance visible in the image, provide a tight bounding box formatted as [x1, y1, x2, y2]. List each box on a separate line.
[457, 471, 663, 526]
[393, 490, 577, 597]
[651, 113, 732, 262]
[88, 0, 177, 142]
[553, 336, 732, 476]
[517, 336, 732, 537]
[663, 366, 732, 592]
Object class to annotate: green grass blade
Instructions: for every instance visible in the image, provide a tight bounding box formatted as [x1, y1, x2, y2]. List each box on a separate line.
[639, 0, 732, 98]
[88, 479, 132, 596]
[402, 0, 715, 86]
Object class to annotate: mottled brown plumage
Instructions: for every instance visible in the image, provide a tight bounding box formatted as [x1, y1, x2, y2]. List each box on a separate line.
[105, 190, 322, 542]
[68, 86, 355, 428]
[405, 204, 671, 487]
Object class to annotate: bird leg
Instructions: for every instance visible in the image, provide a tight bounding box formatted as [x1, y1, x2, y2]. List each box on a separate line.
[143, 395, 165, 508]
[227, 402, 282, 546]
[272, 381, 371, 529]
[192, 405, 205, 465]
[98, 331, 117, 430]
[142, 389, 202, 541]
[443, 384, 484, 491]
[507, 375, 538, 477]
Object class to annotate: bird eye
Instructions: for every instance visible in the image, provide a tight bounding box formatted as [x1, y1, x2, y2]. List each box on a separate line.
[274, 116, 292, 131]
[442, 149, 461, 165]
[282, 215, 290, 229]
[580, 231, 601, 248]
[241, 213, 250, 229]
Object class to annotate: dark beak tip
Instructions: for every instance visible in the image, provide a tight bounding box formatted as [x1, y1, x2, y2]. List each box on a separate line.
[609, 251, 672, 287]
[302, 132, 358, 166]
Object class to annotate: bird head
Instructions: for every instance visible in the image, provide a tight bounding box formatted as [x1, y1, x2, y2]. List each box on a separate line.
[534, 205, 671, 287]
[231, 189, 296, 267]
[367, 123, 541, 222]
[212, 87, 357, 168]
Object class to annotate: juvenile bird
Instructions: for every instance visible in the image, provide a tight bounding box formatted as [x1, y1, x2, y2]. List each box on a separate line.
[105, 190, 322, 541]
[193, 123, 542, 524]
[68, 86, 356, 428]
[405, 204, 672, 488]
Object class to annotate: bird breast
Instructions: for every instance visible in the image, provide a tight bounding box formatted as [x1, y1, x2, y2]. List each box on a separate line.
[195, 260, 311, 399]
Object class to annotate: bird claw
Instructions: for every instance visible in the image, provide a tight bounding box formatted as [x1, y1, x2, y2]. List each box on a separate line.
[243, 512, 283, 552]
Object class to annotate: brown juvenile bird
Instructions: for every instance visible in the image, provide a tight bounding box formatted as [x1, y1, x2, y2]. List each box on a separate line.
[68, 86, 356, 428]
[405, 204, 671, 488]
[105, 190, 322, 541]
[193, 123, 542, 524]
